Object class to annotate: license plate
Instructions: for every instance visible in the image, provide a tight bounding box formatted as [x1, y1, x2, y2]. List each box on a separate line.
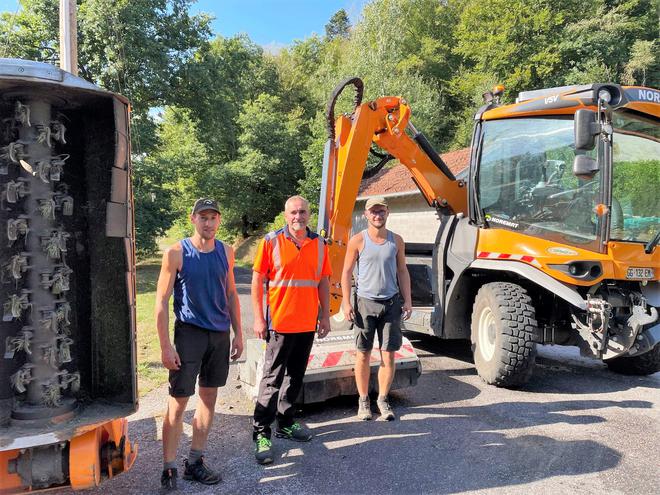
[626, 267, 655, 280]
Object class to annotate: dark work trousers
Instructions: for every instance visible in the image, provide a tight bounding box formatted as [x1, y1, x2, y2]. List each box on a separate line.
[253, 330, 316, 440]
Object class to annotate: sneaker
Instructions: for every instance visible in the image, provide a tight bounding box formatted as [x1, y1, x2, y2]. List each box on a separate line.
[160, 467, 178, 491]
[357, 396, 372, 420]
[183, 457, 221, 485]
[377, 397, 396, 421]
[275, 421, 313, 442]
[254, 434, 274, 465]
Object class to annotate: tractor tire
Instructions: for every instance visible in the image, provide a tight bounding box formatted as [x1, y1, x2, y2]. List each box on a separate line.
[605, 345, 660, 376]
[471, 282, 539, 387]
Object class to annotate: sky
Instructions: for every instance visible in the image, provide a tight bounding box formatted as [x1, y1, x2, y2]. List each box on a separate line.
[0, 0, 369, 51]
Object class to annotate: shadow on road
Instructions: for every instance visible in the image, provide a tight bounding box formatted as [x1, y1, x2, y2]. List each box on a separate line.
[262, 381, 640, 494]
[91, 366, 653, 495]
[406, 331, 660, 395]
[404, 332, 474, 363]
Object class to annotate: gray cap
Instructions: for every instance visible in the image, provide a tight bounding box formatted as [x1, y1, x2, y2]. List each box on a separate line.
[365, 196, 388, 210]
[192, 198, 220, 214]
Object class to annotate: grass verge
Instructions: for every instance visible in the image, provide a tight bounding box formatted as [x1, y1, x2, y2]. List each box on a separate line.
[135, 255, 170, 396]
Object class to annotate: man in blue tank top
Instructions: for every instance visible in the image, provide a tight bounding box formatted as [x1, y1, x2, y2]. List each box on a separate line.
[341, 196, 412, 421]
[155, 198, 243, 490]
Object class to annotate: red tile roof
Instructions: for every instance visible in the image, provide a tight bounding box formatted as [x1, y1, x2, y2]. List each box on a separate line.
[359, 147, 470, 197]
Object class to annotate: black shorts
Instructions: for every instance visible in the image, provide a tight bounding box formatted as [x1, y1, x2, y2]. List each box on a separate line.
[354, 295, 403, 352]
[168, 321, 231, 397]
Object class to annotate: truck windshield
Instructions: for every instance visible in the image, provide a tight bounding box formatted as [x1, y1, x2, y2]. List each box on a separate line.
[611, 110, 660, 244]
[477, 117, 602, 252]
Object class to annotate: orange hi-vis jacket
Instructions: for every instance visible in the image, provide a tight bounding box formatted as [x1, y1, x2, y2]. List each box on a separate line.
[253, 226, 331, 333]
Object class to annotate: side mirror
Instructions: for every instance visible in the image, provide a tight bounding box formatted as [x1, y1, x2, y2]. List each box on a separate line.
[574, 109, 599, 151]
[573, 154, 599, 179]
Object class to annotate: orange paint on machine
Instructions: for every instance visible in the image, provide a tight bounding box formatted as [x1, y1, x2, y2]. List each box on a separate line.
[319, 77, 660, 388]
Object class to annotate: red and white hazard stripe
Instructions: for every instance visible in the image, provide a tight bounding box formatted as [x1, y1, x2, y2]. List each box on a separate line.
[306, 342, 417, 370]
[477, 251, 542, 268]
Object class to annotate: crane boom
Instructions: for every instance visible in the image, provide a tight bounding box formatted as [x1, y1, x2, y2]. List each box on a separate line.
[318, 78, 468, 314]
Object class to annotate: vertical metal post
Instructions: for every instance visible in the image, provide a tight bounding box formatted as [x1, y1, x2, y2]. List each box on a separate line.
[317, 139, 335, 237]
[59, 0, 77, 76]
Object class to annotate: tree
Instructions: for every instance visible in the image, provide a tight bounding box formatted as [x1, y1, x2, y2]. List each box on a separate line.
[454, 0, 567, 95]
[298, 112, 328, 209]
[176, 35, 281, 162]
[0, 0, 212, 119]
[0, 0, 59, 61]
[622, 40, 657, 86]
[559, 0, 657, 85]
[325, 9, 350, 41]
[274, 35, 326, 117]
[133, 156, 178, 256]
[133, 106, 211, 253]
[217, 94, 309, 237]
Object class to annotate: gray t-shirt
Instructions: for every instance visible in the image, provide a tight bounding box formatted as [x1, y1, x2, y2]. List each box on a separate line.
[356, 229, 399, 300]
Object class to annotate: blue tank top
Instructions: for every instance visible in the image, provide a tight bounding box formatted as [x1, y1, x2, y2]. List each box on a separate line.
[356, 230, 399, 300]
[173, 238, 231, 331]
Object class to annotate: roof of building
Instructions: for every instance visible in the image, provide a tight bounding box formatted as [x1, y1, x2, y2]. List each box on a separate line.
[358, 147, 471, 198]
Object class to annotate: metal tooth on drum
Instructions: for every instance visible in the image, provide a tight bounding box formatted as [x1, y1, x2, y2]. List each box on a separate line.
[2, 290, 32, 321]
[38, 265, 72, 295]
[7, 215, 29, 243]
[4, 327, 34, 359]
[2, 253, 30, 283]
[50, 120, 66, 144]
[3, 179, 30, 204]
[9, 363, 35, 394]
[40, 229, 70, 260]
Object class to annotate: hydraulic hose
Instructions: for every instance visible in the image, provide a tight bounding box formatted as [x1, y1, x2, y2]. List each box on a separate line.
[326, 77, 364, 142]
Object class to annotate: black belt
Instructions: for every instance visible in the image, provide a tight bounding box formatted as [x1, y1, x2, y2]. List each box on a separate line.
[359, 294, 399, 304]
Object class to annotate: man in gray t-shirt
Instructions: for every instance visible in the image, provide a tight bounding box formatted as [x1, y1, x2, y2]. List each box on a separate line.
[340, 196, 412, 421]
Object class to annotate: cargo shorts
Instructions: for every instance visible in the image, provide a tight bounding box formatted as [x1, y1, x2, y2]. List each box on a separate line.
[168, 320, 230, 397]
[354, 295, 403, 352]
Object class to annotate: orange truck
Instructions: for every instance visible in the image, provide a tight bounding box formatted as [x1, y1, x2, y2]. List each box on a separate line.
[0, 59, 137, 492]
[320, 78, 659, 387]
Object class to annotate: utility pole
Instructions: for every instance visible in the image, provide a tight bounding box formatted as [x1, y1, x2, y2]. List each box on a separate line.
[59, 0, 77, 75]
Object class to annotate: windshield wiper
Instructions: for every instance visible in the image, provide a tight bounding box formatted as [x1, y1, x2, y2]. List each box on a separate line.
[645, 231, 660, 254]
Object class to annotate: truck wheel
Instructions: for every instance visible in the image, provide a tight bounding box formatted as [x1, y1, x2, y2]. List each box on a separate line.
[605, 345, 660, 375]
[471, 282, 538, 387]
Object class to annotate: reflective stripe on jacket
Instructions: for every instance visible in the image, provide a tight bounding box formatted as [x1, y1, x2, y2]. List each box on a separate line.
[253, 226, 331, 333]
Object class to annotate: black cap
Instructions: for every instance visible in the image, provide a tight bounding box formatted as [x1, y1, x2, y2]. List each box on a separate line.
[192, 198, 220, 215]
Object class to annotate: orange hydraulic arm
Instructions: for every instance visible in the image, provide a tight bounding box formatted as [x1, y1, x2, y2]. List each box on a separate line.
[318, 78, 468, 314]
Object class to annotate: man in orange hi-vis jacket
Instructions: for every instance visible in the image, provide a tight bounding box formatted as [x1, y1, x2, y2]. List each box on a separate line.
[251, 195, 331, 465]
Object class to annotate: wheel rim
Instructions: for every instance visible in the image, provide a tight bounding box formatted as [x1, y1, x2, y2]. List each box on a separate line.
[478, 306, 497, 361]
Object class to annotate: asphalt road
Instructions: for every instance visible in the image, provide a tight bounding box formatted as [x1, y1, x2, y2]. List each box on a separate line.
[68, 267, 659, 495]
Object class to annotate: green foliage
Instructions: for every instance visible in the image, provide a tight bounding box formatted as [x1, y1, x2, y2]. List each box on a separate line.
[0, 0, 59, 61]
[0, 0, 212, 115]
[133, 156, 177, 256]
[177, 35, 281, 161]
[298, 112, 328, 208]
[216, 94, 309, 237]
[5, 0, 656, 251]
[559, 0, 657, 86]
[133, 107, 210, 254]
[77, 0, 212, 114]
[455, 0, 566, 91]
[613, 160, 660, 217]
[622, 40, 658, 86]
